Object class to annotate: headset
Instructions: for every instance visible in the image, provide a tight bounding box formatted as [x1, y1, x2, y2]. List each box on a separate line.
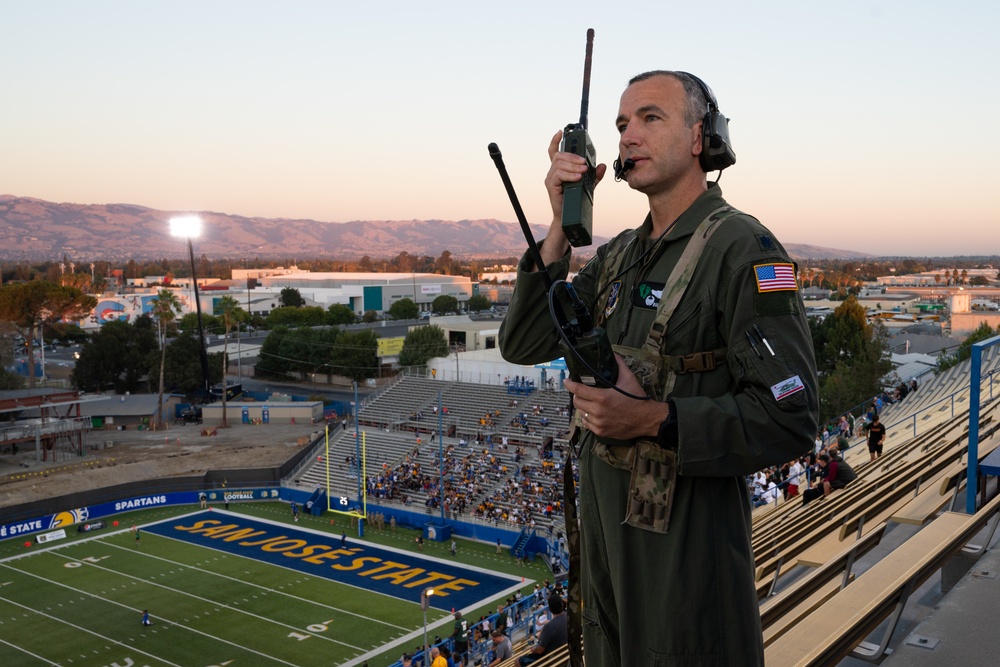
[613, 71, 736, 179]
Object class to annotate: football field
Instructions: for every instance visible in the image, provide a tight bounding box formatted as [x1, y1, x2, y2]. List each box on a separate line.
[0, 510, 523, 666]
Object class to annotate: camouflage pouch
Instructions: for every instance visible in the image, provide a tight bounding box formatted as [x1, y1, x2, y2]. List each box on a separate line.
[613, 344, 673, 400]
[591, 438, 637, 470]
[624, 438, 678, 534]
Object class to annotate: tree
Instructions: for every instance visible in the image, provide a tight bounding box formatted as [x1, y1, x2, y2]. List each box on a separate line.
[434, 250, 455, 275]
[255, 326, 294, 379]
[0, 281, 96, 387]
[327, 303, 356, 325]
[178, 311, 220, 336]
[467, 294, 492, 312]
[160, 331, 223, 396]
[0, 334, 24, 390]
[936, 322, 1000, 374]
[361, 310, 379, 323]
[150, 289, 183, 429]
[330, 329, 379, 382]
[810, 296, 893, 422]
[279, 287, 304, 308]
[72, 320, 158, 393]
[216, 295, 247, 427]
[969, 275, 991, 286]
[431, 294, 459, 315]
[387, 298, 419, 320]
[399, 325, 448, 368]
[266, 306, 327, 328]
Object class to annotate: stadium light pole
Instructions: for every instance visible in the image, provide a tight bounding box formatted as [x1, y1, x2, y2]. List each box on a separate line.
[169, 216, 212, 399]
[421, 587, 435, 659]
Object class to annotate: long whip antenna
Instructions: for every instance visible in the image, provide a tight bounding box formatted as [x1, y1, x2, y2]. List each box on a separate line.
[579, 28, 594, 129]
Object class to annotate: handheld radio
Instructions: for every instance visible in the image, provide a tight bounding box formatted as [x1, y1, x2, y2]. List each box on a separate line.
[560, 28, 598, 248]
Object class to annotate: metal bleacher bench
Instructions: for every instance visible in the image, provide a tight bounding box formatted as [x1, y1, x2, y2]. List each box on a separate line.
[764, 492, 1000, 666]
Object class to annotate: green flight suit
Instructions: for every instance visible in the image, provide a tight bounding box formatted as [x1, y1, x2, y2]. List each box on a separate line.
[498, 184, 818, 667]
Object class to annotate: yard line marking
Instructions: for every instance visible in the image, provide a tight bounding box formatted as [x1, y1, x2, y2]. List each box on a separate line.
[0, 564, 303, 667]
[0, 596, 181, 667]
[44, 550, 362, 651]
[0, 636, 61, 665]
[100, 539, 408, 630]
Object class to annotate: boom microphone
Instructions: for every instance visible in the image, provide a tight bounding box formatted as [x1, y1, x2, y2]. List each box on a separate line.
[613, 157, 635, 181]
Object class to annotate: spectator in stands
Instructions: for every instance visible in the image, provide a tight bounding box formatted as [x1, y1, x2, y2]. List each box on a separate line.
[519, 595, 568, 665]
[910, 378, 918, 394]
[837, 430, 851, 452]
[753, 479, 779, 508]
[867, 413, 887, 462]
[801, 454, 835, 505]
[496, 603, 509, 635]
[429, 647, 447, 667]
[786, 457, 803, 498]
[439, 646, 457, 667]
[451, 611, 470, 666]
[487, 629, 513, 666]
[825, 446, 856, 493]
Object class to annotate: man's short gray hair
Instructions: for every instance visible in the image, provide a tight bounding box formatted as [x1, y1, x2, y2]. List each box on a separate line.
[627, 70, 708, 128]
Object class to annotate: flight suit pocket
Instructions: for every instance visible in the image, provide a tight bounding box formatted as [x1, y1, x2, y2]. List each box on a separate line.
[733, 328, 808, 410]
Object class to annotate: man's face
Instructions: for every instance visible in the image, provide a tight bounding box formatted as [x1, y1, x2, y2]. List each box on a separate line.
[615, 75, 702, 195]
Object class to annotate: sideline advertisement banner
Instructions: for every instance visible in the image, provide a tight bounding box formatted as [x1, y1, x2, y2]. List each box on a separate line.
[0, 488, 278, 540]
[36, 529, 67, 544]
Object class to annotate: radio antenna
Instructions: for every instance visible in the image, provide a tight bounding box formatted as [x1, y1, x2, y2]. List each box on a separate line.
[579, 28, 594, 129]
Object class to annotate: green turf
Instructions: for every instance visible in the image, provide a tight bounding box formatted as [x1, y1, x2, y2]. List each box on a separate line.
[0, 503, 550, 666]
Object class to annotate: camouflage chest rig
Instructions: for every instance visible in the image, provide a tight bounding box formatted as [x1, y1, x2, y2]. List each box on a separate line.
[584, 205, 740, 534]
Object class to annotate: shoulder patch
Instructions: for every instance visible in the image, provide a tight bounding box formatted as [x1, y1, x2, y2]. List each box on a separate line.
[755, 290, 800, 317]
[756, 234, 776, 251]
[754, 263, 798, 293]
[771, 375, 805, 401]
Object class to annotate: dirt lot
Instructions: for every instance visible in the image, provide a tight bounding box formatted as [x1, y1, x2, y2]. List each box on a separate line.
[0, 420, 324, 508]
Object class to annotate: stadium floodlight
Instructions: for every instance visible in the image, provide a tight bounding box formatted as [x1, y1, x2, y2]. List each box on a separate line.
[421, 587, 436, 658]
[168, 215, 203, 239]
[168, 215, 211, 398]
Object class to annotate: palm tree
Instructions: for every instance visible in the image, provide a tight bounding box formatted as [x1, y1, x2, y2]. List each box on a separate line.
[217, 295, 247, 428]
[151, 289, 183, 430]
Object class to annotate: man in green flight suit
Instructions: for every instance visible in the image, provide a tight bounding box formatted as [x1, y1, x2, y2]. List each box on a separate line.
[498, 70, 819, 666]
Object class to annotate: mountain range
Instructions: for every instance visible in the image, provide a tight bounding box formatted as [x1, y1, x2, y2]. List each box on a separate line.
[0, 195, 867, 262]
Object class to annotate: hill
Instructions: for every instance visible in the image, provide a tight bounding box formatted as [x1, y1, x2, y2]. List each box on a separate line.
[0, 195, 863, 262]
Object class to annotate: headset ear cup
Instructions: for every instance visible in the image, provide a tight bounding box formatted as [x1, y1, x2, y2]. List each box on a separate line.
[701, 111, 736, 172]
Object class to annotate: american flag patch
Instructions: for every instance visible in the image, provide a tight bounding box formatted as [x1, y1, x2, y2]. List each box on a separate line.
[754, 263, 797, 292]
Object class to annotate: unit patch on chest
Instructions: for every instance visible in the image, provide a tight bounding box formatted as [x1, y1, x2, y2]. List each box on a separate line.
[603, 280, 623, 319]
[632, 281, 665, 309]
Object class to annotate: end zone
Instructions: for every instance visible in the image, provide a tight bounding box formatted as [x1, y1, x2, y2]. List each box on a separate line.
[144, 511, 521, 610]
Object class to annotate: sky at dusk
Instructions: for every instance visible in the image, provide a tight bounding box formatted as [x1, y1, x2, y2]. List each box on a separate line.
[2, 1, 997, 257]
